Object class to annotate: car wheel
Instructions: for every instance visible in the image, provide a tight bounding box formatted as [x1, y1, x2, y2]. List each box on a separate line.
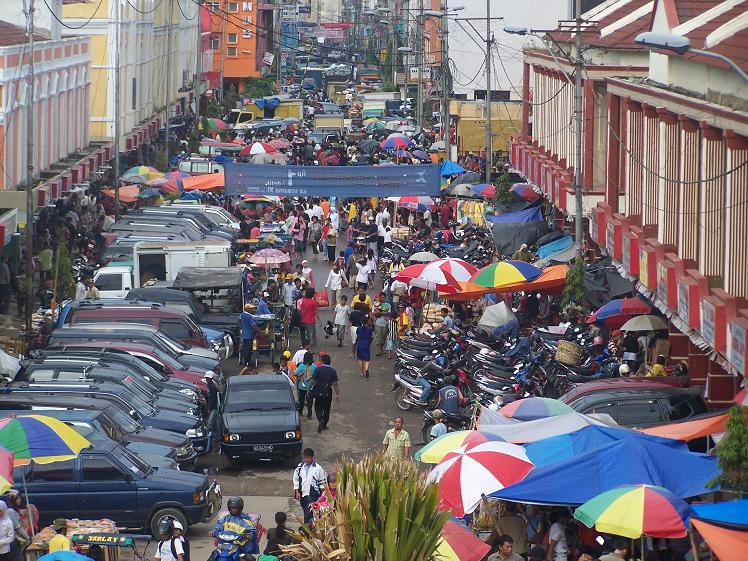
[149, 507, 188, 537]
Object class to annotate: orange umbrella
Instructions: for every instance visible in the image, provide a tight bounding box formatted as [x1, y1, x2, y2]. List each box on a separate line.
[182, 173, 225, 191]
[102, 185, 140, 203]
[640, 411, 746, 441]
[691, 519, 748, 561]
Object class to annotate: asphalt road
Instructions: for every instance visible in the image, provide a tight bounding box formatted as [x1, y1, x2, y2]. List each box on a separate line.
[194, 250, 424, 497]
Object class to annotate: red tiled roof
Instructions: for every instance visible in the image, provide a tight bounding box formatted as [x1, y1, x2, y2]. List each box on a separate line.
[677, 2, 748, 72]
[0, 20, 48, 47]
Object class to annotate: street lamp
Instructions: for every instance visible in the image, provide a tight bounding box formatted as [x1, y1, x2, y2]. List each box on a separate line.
[504, 22, 584, 256]
[635, 31, 748, 83]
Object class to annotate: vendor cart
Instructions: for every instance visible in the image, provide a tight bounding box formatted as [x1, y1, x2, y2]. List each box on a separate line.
[25, 519, 123, 561]
[252, 313, 276, 367]
[70, 532, 153, 561]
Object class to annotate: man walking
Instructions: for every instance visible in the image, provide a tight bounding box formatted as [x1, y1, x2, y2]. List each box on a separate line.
[292, 448, 326, 526]
[311, 354, 340, 433]
[240, 302, 257, 366]
[382, 416, 411, 460]
[204, 371, 219, 441]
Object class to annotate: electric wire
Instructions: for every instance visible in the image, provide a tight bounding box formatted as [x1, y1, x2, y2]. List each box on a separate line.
[42, 0, 105, 29]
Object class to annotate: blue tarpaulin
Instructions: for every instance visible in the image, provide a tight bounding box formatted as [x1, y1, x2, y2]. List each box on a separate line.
[491, 438, 719, 505]
[253, 97, 281, 110]
[441, 160, 465, 177]
[692, 499, 748, 527]
[537, 234, 574, 259]
[486, 207, 543, 224]
[524, 425, 687, 468]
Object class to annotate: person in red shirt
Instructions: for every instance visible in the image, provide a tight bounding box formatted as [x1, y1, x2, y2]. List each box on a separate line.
[249, 221, 261, 239]
[298, 287, 320, 349]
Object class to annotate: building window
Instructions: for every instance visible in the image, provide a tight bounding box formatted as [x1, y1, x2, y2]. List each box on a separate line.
[227, 2, 238, 12]
[242, 2, 252, 11]
[242, 16, 251, 24]
[242, 29, 251, 39]
[210, 37, 219, 50]
[227, 47, 237, 57]
[207, 1, 219, 10]
[131, 77, 137, 110]
[227, 32, 238, 43]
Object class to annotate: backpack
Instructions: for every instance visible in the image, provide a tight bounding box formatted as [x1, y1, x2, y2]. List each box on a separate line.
[159, 537, 189, 561]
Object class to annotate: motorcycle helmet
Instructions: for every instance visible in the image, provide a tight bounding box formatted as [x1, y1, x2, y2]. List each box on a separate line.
[619, 364, 631, 375]
[157, 518, 174, 537]
[593, 336, 604, 346]
[452, 342, 462, 354]
[435, 355, 447, 367]
[227, 496, 244, 514]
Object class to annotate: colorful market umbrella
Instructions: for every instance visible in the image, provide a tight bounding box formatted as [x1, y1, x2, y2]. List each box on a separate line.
[204, 118, 228, 131]
[574, 484, 693, 539]
[470, 260, 542, 289]
[396, 258, 478, 293]
[0, 449, 13, 495]
[619, 314, 669, 332]
[441, 160, 465, 177]
[416, 430, 505, 464]
[138, 187, 162, 199]
[509, 183, 542, 202]
[269, 138, 291, 150]
[436, 520, 491, 561]
[471, 183, 494, 195]
[409, 251, 440, 263]
[586, 298, 652, 328]
[380, 133, 413, 150]
[240, 142, 277, 156]
[427, 441, 534, 516]
[121, 165, 162, 182]
[500, 397, 574, 421]
[248, 248, 291, 267]
[0, 415, 91, 465]
[412, 149, 430, 161]
[386, 195, 434, 212]
[366, 120, 386, 131]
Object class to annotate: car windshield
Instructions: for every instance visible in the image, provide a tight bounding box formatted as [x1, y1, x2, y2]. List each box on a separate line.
[224, 385, 293, 413]
[119, 445, 150, 476]
[155, 331, 190, 351]
[149, 347, 190, 370]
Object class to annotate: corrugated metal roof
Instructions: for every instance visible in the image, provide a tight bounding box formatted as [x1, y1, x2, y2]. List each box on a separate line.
[0, 20, 48, 47]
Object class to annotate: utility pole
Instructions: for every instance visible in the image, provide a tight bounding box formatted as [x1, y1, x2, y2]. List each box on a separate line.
[415, 0, 423, 132]
[114, 0, 121, 219]
[219, 0, 226, 100]
[24, 0, 35, 338]
[193, 0, 202, 140]
[441, 2, 449, 160]
[484, 0, 492, 183]
[165, 0, 174, 168]
[573, 0, 584, 256]
[389, 0, 396, 86]
[274, 4, 282, 90]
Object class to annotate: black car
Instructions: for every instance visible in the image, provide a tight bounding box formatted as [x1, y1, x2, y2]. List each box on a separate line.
[0, 395, 198, 468]
[220, 375, 301, 464]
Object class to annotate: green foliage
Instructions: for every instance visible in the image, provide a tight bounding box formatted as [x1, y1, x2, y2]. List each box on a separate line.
[244, 77, 276, 98]
[492, 171, 513, 208]
[283, 455, 450, 561]
[561, 257, 585, 311]
[54, 244, 75, 302]
[382, 82, 396, 92]
[152, 148, 167, 173]
[223, 84, 238, 113]
[204, 100, 221, 118]
[709, 405, 748, 494]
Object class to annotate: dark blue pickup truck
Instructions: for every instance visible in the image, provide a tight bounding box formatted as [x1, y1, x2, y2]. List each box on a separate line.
[14, 441, 221, 535]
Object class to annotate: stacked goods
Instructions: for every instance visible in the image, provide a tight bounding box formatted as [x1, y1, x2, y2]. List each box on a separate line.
[29, 519, 118, 551]
[391, 227, 410, 240]
[422, 303, 453, 325]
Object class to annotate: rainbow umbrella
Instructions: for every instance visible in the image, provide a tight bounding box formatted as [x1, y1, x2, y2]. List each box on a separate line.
[0, 449, 13, 495]
[0, 415, 91, 465]
[586, 297, 652, 328]
[366, 120, 386, 131]
[396, 258, 478, 293]
[470, 260, 542, 289]
[575, 484, 693, 539]
[204, 118, 228, 131]
[509, 183, 542, 202]
[436, 520, 491, 561]
[121, 165, 163, 183]
[472, 183, 494, 195]
[416, 430, 505, 464]
[380, 133, 413, 150]
[500, 397, 574, 421]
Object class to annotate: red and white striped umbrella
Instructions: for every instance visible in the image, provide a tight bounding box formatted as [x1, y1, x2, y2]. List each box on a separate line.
[240, 142, 277, 156]
[427, 440, 534, 516]
[396, 258, 478, 293]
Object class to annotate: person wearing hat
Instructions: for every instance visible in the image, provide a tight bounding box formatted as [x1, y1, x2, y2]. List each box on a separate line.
[256, 292, 271, 315]
[429, 410, 447, 440]
[171, 520, 190, 561]
[511, 243, 534, 262]
[48, 518, 70, 552]
[240, 302, 257, 366]
[204, 371, 219, 440]
[301, 260, 315, 288]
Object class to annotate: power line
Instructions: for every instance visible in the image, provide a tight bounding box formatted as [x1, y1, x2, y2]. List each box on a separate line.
[42, 0, 104, 29]
[126, 0, 165, 14]
[175, 0, 198, 20]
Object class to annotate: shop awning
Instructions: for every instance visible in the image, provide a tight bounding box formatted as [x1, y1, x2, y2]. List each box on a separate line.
[102, 185, 139, 203]
[692, 499, 748, 527]
[691, 519, 748, 561]
[478, 410, 618, 444]
[182, 173, 225, 191]
[640, 411, 736, 441]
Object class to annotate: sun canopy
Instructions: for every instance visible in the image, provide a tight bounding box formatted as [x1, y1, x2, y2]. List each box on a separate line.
[691, 519, 748, 561]
[182, 173, 225, 191]
[537, 235, 574, 259]
[478, 302, 518, 335]
[102, 185, 139, 203]
[478, 410, 618, 444]
[524, 425, 687, 468]
[491, 438, 720, 505]
[692, 499, 748, 527]
[173, 267, 243, 289]
[444, 265, 568, 301]
[486, 207, 542, 224]
[641, 411, 739, 441]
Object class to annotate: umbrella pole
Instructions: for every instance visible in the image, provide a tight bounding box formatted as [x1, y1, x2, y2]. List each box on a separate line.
[641, 535, 645, 561]
[22, 469, 34, 537]
[688, 521, 700, 561]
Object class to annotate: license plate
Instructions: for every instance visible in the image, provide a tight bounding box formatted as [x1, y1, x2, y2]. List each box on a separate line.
[253, 445, 273, 453]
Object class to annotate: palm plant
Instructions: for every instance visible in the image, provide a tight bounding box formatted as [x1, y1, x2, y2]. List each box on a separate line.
[282, 455, 450, 561]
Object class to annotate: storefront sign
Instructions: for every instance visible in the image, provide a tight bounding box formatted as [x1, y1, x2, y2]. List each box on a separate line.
[730, 319, 747, 376]
[639, 245, 649, 287]
[678, 280, 691, 326]
[657, 261, 669, 307]
[702, 298, 716, 350]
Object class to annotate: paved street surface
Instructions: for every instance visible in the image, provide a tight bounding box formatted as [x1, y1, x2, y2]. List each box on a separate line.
[186, 252, 425, 553]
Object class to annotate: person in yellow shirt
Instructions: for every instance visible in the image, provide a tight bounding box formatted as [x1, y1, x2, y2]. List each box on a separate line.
[347, 202, 358, 223]
[48, 519, 71, 552]
[647, 354, 668, 377]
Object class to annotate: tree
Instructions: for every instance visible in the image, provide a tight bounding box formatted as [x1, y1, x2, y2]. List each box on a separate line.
[709, 405, 748, 494]
[282, 454, 449, 561]
[561, 256, 585, 312]
[152, 148, 167, 172]
[382, 81, 396, 92]
[54, 244, 75, 302]
[244, 77, 276, 98]
[492, 171, 513, 208]
[223, 83, 238, 113]
[204, 100, 221, 118]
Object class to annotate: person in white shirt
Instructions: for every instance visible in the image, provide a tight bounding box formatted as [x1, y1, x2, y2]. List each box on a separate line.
[329, 207, 339, 231]
[374, 209, 384, 227]
[547, 511, 570, 561]
[379, 219, 392, 246]
[382, 206, 391, 226]
[334, 295, 350, 347]
[429, 409, 448, 440]
[312, 202, 324, 220]
[155, 520, 184, 561]
[324, 262, 347, 307]
[293, 448, 326, 525]
[292, 341, 312, 365]
[355, 258, 370, 290]
[75, 279, 87, 301]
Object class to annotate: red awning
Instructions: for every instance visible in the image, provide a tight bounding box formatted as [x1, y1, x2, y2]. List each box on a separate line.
[182, 173, 225, 191]
[641, 410, 747, 441]
[691, 519, 748, 561]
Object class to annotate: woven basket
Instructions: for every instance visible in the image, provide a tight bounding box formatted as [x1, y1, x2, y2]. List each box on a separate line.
[556, 340, 583, 366]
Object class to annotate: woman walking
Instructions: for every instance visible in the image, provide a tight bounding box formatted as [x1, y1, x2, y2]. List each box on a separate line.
[356, 317, 374, 379]
[294, 351, 316, 419]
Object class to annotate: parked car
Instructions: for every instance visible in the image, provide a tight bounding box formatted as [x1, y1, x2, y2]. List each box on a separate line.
[12, 440, 220, 535]
[0, 395, 197, 468]
[220, 375, 302, 464]
[0, 384, 211, 453]
[560, 378, 708, 428]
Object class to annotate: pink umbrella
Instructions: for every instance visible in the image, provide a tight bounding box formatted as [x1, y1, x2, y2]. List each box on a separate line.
[240, 142, 277, 157]
[427, 440, 534, 517]
[269, 138, 291, 149]
[396, 258, 478, 293]
[248, 248, 291, 267]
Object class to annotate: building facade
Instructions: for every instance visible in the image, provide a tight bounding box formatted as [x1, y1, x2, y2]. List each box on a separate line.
[207, 0, 261, 92]
[0, 21, 91, 191]
[510, 0, 748, 403]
